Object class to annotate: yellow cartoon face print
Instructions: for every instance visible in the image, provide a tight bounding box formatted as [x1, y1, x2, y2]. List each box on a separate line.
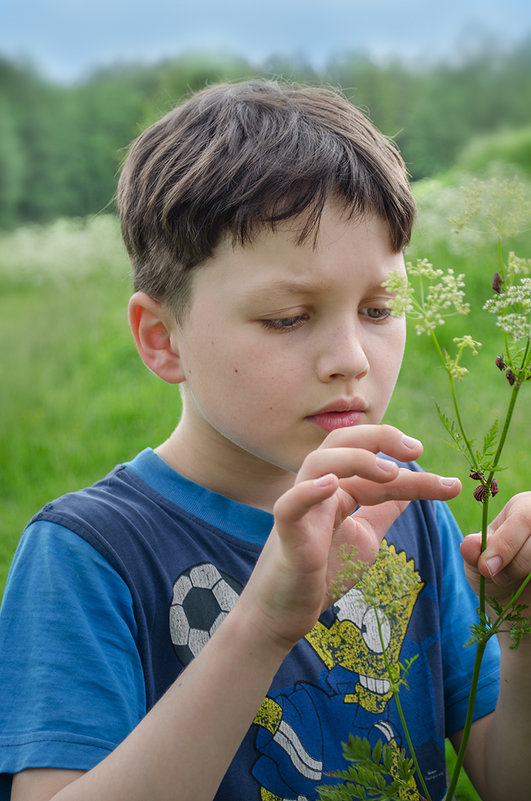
[305, 543, 423, 713]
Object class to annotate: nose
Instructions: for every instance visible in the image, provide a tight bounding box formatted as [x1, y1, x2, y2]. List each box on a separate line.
[316, 319, 370, 383]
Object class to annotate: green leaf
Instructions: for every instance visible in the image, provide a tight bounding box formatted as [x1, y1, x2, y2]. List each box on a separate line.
[382, 744, 393, 772]
[372, 739, 383, 764]
[482, 417, 499, 459]
[435, 402, 472, 459]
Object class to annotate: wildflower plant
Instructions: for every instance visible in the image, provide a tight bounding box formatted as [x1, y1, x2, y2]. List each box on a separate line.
[318, 177, 531, 801]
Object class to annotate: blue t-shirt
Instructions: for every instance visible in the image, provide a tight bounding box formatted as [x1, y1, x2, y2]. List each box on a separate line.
[0, 449, 500, 801]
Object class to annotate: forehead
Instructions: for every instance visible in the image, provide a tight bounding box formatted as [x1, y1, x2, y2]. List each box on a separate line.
[188, 204, 405, 311]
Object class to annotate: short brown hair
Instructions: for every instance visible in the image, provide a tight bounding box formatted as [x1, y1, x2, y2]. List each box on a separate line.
[117, 79, 415, 318]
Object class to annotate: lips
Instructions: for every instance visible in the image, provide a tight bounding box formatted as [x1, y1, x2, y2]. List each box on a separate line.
[307, 399, 366, 433]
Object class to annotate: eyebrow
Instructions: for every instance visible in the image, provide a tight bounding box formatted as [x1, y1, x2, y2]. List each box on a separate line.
[245, 274, 395, 302]
[244, 278, 327, 301]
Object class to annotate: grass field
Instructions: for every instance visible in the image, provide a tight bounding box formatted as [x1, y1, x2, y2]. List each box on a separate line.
[1, 174, 530, 801]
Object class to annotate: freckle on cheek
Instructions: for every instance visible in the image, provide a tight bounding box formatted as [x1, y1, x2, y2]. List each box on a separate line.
[234, 368, 239, 374]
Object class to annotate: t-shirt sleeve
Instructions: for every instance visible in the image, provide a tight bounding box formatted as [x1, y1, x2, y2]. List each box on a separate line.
[0, 520, 146, 787]
[436, 501, 500, 735]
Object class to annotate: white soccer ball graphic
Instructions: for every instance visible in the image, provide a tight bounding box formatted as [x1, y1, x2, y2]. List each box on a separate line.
[169, 562, 241, 664]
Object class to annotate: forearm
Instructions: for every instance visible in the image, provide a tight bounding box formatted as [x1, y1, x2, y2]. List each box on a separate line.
[51, 602, 288, 801]
[465, 632, 531, 801]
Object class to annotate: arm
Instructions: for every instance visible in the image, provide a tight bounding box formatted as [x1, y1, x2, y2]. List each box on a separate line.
[13, 425, 461, 801]
[457, 492, 531, 801]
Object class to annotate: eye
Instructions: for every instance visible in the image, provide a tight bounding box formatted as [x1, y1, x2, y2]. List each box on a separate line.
[361, 607, 391, 653]
[360, 307, 392, 322]
[261, 314, 309, 331]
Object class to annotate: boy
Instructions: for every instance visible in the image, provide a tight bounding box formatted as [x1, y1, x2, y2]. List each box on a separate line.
[1, 79, 531, 801]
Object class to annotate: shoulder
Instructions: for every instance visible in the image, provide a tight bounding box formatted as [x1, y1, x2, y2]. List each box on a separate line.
[29, 463, 156, 531]
[0, 519, 146, 776]
[4, 518, 138, 633]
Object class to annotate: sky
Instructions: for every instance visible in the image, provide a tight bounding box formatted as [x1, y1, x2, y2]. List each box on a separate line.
[1, 0, 531, 83]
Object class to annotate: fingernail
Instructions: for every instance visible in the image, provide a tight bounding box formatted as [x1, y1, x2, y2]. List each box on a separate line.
[377, 457, 398, 473]
[314, 473, 336, 487]
[402, 435, 422, 449]
[440, 476, 459, 488]
[486, 555, 503, 576]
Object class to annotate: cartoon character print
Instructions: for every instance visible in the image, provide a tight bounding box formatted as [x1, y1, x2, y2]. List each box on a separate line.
[168, 545, 425, 801]
[251, 543, 424, 800]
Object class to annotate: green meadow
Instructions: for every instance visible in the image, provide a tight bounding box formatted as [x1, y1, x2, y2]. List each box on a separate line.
[2, 169, 530, 597]
[1, 166, 530, 800]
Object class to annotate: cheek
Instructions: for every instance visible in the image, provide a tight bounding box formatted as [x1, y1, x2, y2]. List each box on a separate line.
[386, 322, 406, 363]
[187, 333, 290, 403]
[371, 326, 406, 393]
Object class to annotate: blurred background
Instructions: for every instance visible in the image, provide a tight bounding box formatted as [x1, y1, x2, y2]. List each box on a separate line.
[1, 0, 531, 225]
[2, 0, 531, 579]
[2, 5, 531, 796]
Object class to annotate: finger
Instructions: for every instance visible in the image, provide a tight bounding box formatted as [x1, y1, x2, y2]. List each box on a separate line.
[319, 424, 423, 462]
[273, 474, 340, 533]
[460, 531, 483, 568]
[271, 475, 341, 576]
[297, 446, 402, 486]
[339, 467, 461, 507]
[477, 495, 531, 581]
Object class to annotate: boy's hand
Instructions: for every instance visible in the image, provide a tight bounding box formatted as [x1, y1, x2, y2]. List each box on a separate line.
[460, 492, 531, 615]
[240, 424, 461, 654]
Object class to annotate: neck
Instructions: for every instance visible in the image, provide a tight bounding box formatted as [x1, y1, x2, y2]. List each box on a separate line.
[155, 426, 296, 513]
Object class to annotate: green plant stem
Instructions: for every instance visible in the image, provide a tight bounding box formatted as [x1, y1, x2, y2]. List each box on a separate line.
[492, 569, 531, 631]
[486, 382, 521, 488]
[446, 380, 524, 800]
[475, 385, 519, 618]
[446, 501, 490, 801]
[495, 237, 512, 361]
[430, 331, 526, 800]
[392, 682, 431, 801]
[497, 238, 503, 274]
[478, 502, 489, 616]
[430, 330, 478, 470]
[444, 640, 488, 801]
[377, 615, 433, 801]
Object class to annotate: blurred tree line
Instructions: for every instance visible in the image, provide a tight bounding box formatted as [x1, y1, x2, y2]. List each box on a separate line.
[1, 39, 531, 228]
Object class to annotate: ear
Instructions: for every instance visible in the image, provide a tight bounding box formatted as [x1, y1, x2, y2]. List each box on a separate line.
[128, 292, 185, 384]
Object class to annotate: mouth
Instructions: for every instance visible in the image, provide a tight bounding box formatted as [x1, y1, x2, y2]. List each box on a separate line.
[306, 399, 367, 433]
[359, 673, 391, 695]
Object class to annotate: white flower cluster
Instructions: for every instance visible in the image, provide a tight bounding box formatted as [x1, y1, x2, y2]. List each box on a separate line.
[383, 260, 470, 336]
[484, 278, 531, 341]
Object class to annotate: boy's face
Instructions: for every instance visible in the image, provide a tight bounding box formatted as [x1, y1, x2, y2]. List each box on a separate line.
[170, 203, 407, 489]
